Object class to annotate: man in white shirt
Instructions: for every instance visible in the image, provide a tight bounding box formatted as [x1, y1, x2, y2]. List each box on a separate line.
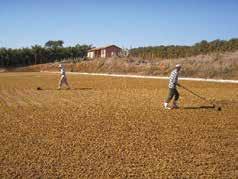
[58, 64, 70, 90]
[164, 64, 181, 109]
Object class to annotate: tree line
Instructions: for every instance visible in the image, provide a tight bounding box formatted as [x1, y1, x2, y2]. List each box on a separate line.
[129, 38, 238, 59]
[0, 40, 91, 67]
[1, 38, 238, 68]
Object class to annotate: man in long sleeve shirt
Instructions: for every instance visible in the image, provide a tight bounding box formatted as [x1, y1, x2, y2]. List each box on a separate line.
[164, 64, 181, 109]
[58, 64, 70, 90]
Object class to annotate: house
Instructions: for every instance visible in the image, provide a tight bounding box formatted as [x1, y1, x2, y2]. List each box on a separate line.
[87, 45, 122, 59]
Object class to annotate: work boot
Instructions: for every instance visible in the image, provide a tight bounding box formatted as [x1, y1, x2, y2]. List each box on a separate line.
[164, 102, 171, 110]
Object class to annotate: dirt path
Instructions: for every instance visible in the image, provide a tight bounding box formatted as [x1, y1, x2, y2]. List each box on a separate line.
[43, 71, 238, 84]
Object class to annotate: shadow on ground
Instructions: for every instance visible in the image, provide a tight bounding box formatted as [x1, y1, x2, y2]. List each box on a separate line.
[183, 105, 215, 110]
[36, 88, 93, 91]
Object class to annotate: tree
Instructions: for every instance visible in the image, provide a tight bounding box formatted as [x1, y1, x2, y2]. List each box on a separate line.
[31, 45, 43, 64]
[45, 40, 64, 48]
[130, 38, 238, 60]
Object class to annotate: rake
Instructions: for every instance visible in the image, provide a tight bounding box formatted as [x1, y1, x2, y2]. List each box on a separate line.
[180, 85, 221, 111]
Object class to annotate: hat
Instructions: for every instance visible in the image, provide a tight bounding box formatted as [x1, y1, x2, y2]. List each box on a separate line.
[175, 64, 181, 68]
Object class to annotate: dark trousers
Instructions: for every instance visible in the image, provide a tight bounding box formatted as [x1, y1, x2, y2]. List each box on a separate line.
[166, 88, 179, 103]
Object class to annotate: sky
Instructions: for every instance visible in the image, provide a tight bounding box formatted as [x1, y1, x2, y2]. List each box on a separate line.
[0, 0, 238, 48]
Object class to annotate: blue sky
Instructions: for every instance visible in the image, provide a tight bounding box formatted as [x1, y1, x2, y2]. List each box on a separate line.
[0, 0, 238, 48]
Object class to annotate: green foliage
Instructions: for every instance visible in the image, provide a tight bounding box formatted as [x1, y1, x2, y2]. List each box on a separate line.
[130, 38, 238, 59]
[45, 40, 64, 48]
[0, 41, 92, 67]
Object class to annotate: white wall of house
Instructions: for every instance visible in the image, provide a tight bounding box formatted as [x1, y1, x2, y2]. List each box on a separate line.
[87, 51, 94, 59]
[101, 49, 106, 58]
